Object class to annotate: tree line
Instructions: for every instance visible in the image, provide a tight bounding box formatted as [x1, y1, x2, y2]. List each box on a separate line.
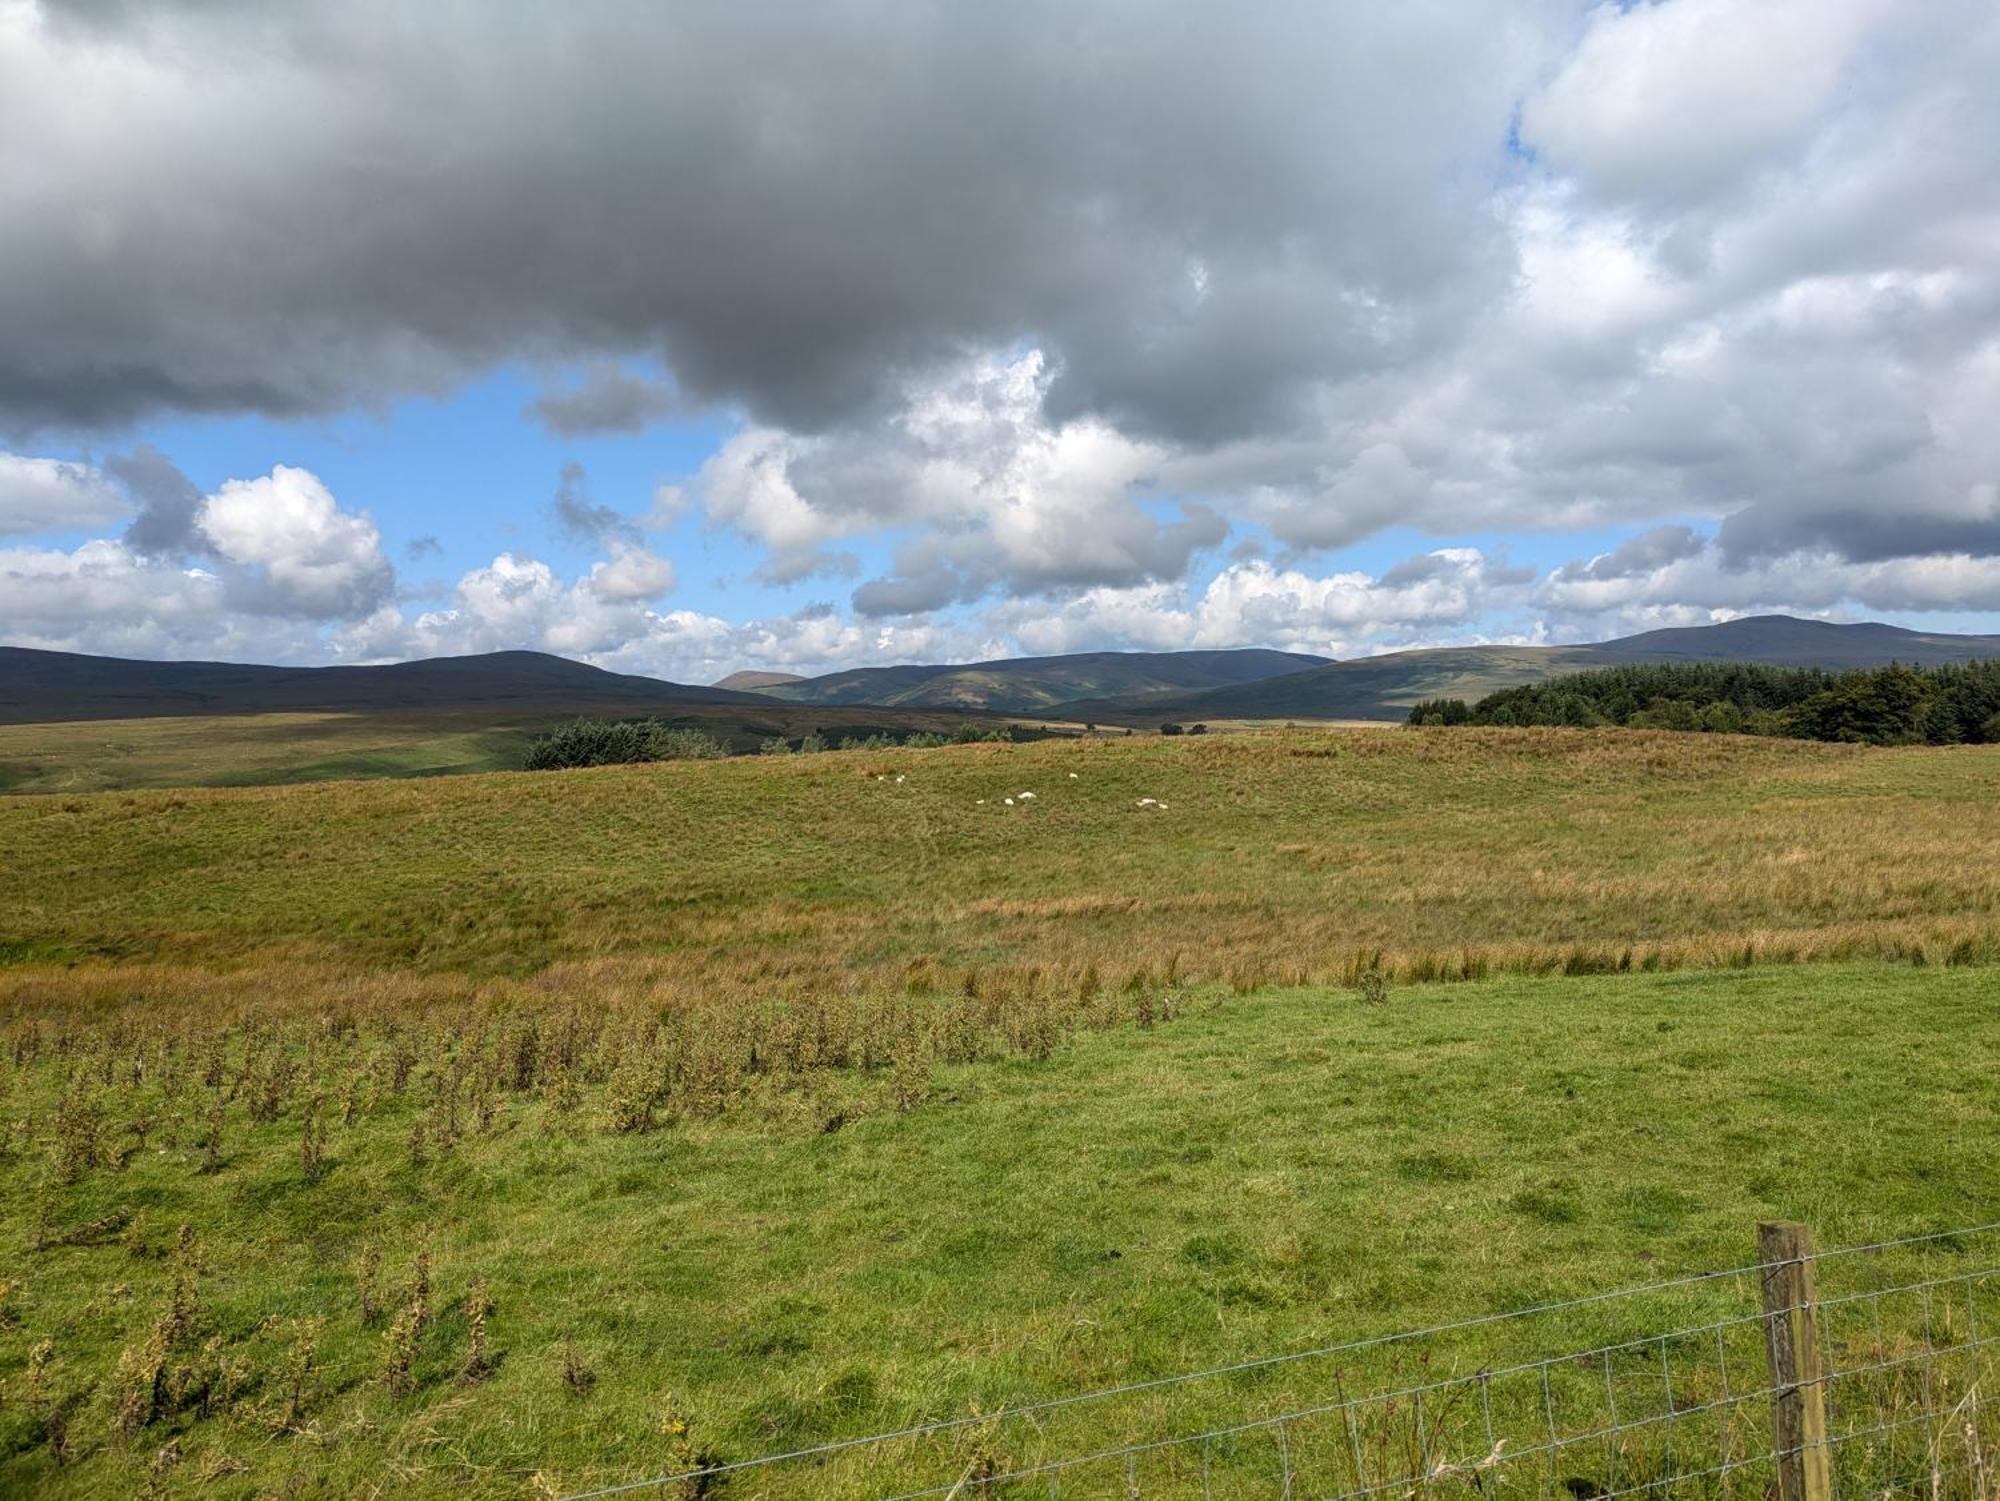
[1406, 659, 2000, 745]
[524, 717, 1023, 770]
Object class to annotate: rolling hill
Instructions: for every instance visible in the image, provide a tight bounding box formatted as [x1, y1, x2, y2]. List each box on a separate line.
[0, 648, 1059, 792]
[713, 669, 807, 691]
[755, 647, 1327, 713]
[0, 645, 777, 725]
[1053, 615, 2000, 725]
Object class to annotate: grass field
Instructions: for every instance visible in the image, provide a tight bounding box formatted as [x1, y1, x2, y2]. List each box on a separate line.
[5, 728, 1999, 986]
[0, 704, 1047, 796]
[3, 965, 1997, 1496]
[4, 727, 2000, 1496]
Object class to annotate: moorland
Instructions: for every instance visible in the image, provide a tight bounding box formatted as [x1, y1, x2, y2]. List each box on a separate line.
[3, 727, 1999, 1495]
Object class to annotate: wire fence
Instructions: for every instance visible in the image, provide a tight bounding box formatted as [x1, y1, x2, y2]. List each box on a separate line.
[560, 1222, 2000, 1500]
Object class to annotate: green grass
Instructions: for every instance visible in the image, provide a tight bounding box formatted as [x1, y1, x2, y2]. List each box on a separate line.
[3, 964, 1997, 1496]
[6, 728, 2000, 1495]
[0, 711, 551, 795]
[0, 704, 1043, 796]
[5, 729, 1999, 986]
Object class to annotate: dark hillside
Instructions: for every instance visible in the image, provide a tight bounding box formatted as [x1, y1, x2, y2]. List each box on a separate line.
[0, 646, 776, 724]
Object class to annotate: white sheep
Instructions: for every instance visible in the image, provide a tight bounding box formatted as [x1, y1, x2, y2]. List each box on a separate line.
[1017, 790, 1036, 800]
[1004, 796, 1015, 806]
[1068, 772, 1079, 779]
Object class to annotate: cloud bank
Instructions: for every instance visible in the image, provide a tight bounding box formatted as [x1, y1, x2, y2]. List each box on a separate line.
[2, 0, 1998, 667]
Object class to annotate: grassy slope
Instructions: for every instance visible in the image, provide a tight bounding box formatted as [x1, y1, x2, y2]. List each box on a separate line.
[1057, 618, 2000, 725]
[0, 703, 1036, 796]
[5, 729, 1999, 983]
[764, 650, 1327, 713]
[6, 730, 2000, 1495]
[3, 965, 1997, 1496]
[1054, 646, 1608, 724]
[0, 646, 778, 725]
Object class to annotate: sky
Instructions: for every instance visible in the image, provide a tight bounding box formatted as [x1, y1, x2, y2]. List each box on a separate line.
[2, 0, 1998, 685]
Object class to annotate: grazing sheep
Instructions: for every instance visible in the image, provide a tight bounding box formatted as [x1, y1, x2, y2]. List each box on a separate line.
[1004, 797, 1015, 806]
[1068, 772, 1079, 779]
[1017, 791, 1036, 800]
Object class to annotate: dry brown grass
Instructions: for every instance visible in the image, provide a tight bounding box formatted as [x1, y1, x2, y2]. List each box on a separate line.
[4, 728, 1999, 1026]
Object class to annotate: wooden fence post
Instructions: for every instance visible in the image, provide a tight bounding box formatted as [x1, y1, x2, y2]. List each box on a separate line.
[1759, 1222, 1833, 1501]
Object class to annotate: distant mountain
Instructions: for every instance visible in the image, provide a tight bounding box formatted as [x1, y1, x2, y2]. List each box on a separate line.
[15, 615, 1997, 732]
[1053, 616, 2000, 725]
[758, 648, 1328, 713]
[0, 647, 776, 724]
[1586, 615, 2000, 667]
[714, 670, 806, 691]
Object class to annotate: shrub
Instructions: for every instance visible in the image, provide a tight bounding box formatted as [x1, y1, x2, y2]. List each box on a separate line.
[524, 719, 657, 770]
[524, 720, 729, 771]
[650, 727, 729, 761]
[1407, 698, 1470, 726]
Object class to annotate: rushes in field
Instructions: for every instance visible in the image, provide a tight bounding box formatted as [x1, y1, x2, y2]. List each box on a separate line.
[604, 1048, 659, 1133]
[159, 1226, 202, 1348]
[891, 1022, 929, 1114]
[274, 1316, 323, 1430]
[354, 1242, 383, 1326]
[23, 1338, 67, 1465]
[560, 1335, 595, 1396]
[390, 1034, 416, 1096]
[509, 1022, 541, 1091]
[51, 1080, 101, 1185]
[461, 1280, 494, 1384]
[406, 1248, 432, 1334]
[246, 1051, 291, 1124]
[199, 1094, 225, 1175]
[381, 1300, 423, 1397]
[114, 1229, 207, 1436]
[541, 1054, 581, 1130]
[380, 1248, 434, 1396]
[199, 1031, 226, 1090]
[299, 1095, 327, 1183]
[113, 1323, 171, 1435]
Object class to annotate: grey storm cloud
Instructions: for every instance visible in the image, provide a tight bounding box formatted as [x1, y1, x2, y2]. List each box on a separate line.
[1719, 500, 2000, 569]
[6, 0, 2000, 648]
[526, 365, 679, 438]
[1572, 526, 1708, 582]
[2, 1, 1539, 445]
[111, 445, 206, 556]
[551, 463, 640, 547]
